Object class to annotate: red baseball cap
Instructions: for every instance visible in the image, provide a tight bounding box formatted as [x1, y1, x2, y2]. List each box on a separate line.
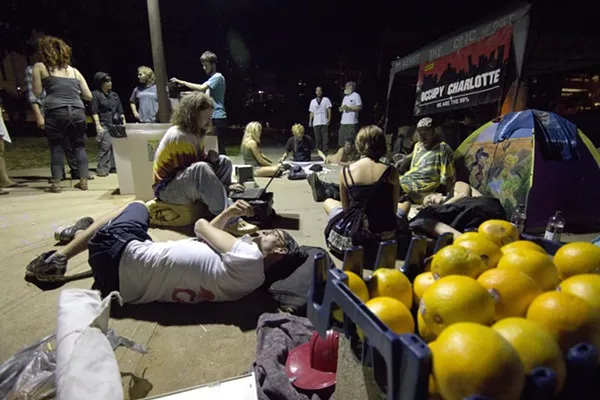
[285, 330, 340, 391]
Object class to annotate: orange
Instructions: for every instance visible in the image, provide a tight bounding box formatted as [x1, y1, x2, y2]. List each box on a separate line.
[526, 291, 599, 352]
[420, 276, 495, 337]
[430, 245, 488, 279]
[431, 322, 525, 400]
[454, 231, 487, 244]
[502, 240, 546, 255]
[333, 271, 369, 322]
[553, 242, 600, 279]
[417, 312, 436, 342]
[478, 219, 519, 247]
[368, 268, 413, 309]
[365, 296, 414, 335]
[497, 249, 560, 291]
[493, 318, 566, 394]
[455, 236, 503, 269]
[477, 269, 542, 321]
[558, 274, 600, 314]
[413, 272, 436, 304]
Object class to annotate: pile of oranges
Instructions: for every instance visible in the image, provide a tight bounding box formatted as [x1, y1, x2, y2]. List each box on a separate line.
[338, 219, 600, 400]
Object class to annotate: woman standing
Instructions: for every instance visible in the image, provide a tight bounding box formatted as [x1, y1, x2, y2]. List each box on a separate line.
[130, 66, 158, 123]
[92, 72, 125, 177]
[32, 35, 93, 193]
[240, 121, 281, 177]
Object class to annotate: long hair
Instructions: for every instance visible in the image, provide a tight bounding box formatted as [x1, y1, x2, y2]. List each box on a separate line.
[171, 92, 214, 137]
[38, 36, 72, 71]
[137, 66, 155, 85]
[242, 121, 262, 149]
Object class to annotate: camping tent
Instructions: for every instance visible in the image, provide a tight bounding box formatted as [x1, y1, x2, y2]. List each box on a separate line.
[455, 110, 600, 233]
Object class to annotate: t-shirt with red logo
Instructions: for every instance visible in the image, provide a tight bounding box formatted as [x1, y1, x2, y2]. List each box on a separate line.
[118, 236, 264, 304]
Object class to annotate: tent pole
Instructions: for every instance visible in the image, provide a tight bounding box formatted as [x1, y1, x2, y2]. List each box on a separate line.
[147, 0, 171, 123]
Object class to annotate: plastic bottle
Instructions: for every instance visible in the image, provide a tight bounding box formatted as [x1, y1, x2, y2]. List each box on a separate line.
[511, 204, 527, 234]
[544, 211, 565, 243]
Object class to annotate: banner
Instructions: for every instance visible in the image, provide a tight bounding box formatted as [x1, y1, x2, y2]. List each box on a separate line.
[414, 25, 513, 116]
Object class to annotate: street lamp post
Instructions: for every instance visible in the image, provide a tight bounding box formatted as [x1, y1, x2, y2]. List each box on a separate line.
[147, 0, 171, 122]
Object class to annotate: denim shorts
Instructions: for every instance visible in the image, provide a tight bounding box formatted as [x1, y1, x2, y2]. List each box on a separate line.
[88, 203, 152, 296]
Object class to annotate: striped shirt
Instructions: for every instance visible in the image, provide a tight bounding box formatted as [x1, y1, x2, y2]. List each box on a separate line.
[153, 126, 206, 196]
[400, 141, 455, 202]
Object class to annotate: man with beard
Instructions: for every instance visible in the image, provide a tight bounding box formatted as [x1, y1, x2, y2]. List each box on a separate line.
[308, 86, 332, 153]
[25, 200, 300, 304]
[338, 81, 362, 146]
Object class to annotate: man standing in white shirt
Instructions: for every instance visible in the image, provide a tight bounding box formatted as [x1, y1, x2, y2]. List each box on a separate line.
[308, 86, 332, 153]
[25, 200, 300, 303]
[338, 81, 362, 147]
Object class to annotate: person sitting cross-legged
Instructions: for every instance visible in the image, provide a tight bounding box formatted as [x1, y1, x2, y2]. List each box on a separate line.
[241, 121, 282, 177]
[278, 124, 327, 163]
[25, 200, 300, 304]
[151, 92, 256, 235]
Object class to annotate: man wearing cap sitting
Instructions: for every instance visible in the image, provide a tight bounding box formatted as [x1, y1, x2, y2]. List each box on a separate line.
[25, 200, 300, 304]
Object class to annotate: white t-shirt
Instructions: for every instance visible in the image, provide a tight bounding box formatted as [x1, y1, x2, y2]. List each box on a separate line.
[340, 92, 362, 125]
[118, 236, 264, 304]
[309, 97, 332, 126]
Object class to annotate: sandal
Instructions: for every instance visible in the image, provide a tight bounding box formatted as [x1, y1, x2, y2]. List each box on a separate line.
[74, 179, 88, 191]
[48, 182, 62, 193]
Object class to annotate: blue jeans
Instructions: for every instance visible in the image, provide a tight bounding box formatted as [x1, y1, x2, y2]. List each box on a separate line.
[157, 155, 233, 215]
[88, 202, 152, 297]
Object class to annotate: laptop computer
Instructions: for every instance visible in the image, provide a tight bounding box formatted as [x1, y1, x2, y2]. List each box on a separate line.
[230, 165, 280, 201]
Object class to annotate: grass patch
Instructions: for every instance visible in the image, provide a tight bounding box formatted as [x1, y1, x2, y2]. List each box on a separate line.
[4, 137, 240, 170]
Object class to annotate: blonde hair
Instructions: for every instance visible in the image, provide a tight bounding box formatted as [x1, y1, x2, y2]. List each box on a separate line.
[291, 124, 305, 137]
[171, 92, 214, 137]
[137, 66, 155, 85]
[242, 121, 262, 148]
[355, 125, 387, 160]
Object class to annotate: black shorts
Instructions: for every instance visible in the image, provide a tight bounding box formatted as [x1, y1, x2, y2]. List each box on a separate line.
[88, 202, 152, 297]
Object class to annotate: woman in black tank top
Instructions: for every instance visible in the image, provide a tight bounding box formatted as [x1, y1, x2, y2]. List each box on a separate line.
[32, 36, 93, 193]
[322, 126, 403, 232]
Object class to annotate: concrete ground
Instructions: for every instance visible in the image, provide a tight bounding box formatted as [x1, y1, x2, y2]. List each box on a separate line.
[0, 147, 339, 399]
[1, 146, 597, 398]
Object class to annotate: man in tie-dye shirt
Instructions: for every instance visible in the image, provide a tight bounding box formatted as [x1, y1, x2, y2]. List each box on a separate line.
[153, 92, 257, 235]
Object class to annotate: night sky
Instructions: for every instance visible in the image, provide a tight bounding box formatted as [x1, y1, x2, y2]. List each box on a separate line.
[3, 0, 597, 126]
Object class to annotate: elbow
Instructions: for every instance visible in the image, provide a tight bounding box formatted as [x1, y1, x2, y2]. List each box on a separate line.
[194, 218, 209, 235]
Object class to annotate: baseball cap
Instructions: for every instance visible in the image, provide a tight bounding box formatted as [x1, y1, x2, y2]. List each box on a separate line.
[417, 117, 433, 129]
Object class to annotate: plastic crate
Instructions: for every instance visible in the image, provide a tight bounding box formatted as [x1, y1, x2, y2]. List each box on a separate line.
[307, 235, 600, 400]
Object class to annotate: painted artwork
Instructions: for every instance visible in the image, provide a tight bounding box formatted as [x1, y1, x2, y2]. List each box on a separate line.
[458, 124, 533, 218]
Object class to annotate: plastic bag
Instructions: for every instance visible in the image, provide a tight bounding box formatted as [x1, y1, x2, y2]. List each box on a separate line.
[0, 329, 146, 400]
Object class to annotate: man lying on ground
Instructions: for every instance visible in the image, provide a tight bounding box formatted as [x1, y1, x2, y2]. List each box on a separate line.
[26, 200, 300, 304]
[152, 92, 255, 235]
[278, 124, 327, 163]
[326, 138, 360, 166]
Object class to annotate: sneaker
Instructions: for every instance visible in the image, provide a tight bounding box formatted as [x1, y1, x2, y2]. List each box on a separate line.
[54, 216, 94, 244]
[224, 220, 259, 236]
[25, 251, 67, 282]
[307, 173, 326, 202]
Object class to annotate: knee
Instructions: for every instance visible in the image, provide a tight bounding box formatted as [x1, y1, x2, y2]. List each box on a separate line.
[218, 155, 232, 166]
[190, 161, 212, 171]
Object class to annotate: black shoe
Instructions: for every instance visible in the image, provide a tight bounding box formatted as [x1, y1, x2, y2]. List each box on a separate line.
[307, 173, 326, 202]
[54, 216, 94, 244]
[25, 251, 67, 282]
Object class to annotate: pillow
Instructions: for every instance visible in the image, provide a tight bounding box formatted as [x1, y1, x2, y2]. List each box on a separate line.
[266, 246, 334, 314]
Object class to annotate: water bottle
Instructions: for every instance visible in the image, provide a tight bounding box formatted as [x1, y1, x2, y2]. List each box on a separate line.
[544, 211, 565, 243]
[511, 204, 527, 234]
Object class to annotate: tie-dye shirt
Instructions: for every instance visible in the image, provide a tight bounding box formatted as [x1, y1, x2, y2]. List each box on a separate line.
[399, 141, 455, 202]
[153, 126, 206, 196]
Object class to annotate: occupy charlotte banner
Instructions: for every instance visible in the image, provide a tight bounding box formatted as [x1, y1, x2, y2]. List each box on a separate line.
[414, 25, 513, 116]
